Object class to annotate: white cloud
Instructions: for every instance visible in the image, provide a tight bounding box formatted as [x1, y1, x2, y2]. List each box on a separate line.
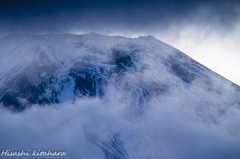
[1, 80, 240, 159]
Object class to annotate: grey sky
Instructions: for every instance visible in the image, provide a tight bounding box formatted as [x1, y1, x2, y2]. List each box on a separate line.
[1, 0, 239, 37]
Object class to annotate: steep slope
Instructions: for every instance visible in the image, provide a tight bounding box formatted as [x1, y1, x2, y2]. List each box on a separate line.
[1, 33, 239, 111]
[0, 33, 240, 159]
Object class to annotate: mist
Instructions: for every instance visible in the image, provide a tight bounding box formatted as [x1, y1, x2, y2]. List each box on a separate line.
[1, 87, 240, 159]
[1, 44, 240, 158]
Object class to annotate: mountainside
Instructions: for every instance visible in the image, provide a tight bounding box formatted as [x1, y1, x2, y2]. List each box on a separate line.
[1, 33, 239, 111]
[0, 33, 240, 159]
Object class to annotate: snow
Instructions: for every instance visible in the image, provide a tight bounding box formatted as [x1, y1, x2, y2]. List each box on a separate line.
[0, 33, 240, 159]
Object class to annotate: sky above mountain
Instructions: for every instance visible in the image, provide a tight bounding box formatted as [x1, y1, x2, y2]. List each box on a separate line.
[0, 0, 240, 85]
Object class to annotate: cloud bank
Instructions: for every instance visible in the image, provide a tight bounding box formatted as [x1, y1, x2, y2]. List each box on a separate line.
[1, 61, 240, 158]
[1, 93, 240, 158]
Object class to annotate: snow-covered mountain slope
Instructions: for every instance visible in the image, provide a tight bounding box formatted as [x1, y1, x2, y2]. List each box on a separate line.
[0, 33, 240, 159]
[1, 33, 239, 111]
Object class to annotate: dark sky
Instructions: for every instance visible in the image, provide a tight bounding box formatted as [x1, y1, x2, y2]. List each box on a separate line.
[0, 0, 240, 37]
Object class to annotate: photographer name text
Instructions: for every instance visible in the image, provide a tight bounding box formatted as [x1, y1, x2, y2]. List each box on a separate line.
[1, 150, 67, 157]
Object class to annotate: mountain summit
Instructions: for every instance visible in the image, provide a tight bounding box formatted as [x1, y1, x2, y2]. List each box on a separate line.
[0, 33, 240, 159]
[1, 33, 239, 111]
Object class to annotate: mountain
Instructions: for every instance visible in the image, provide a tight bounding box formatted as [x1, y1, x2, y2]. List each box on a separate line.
[0, 33, 240, 159]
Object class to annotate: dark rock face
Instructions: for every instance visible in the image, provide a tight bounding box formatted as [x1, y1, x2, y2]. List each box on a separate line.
[166, 53, 198, 84]
[1, 92, 24, 111]
[170, 62, 196, 83]
[69, 65, 105, 97]
[0, 60, 60, 111]
[99, 133, 129, 159]
[109, 47, 138, 73]
[0, 46, 139, 111]
[0, 74, 59, 111]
